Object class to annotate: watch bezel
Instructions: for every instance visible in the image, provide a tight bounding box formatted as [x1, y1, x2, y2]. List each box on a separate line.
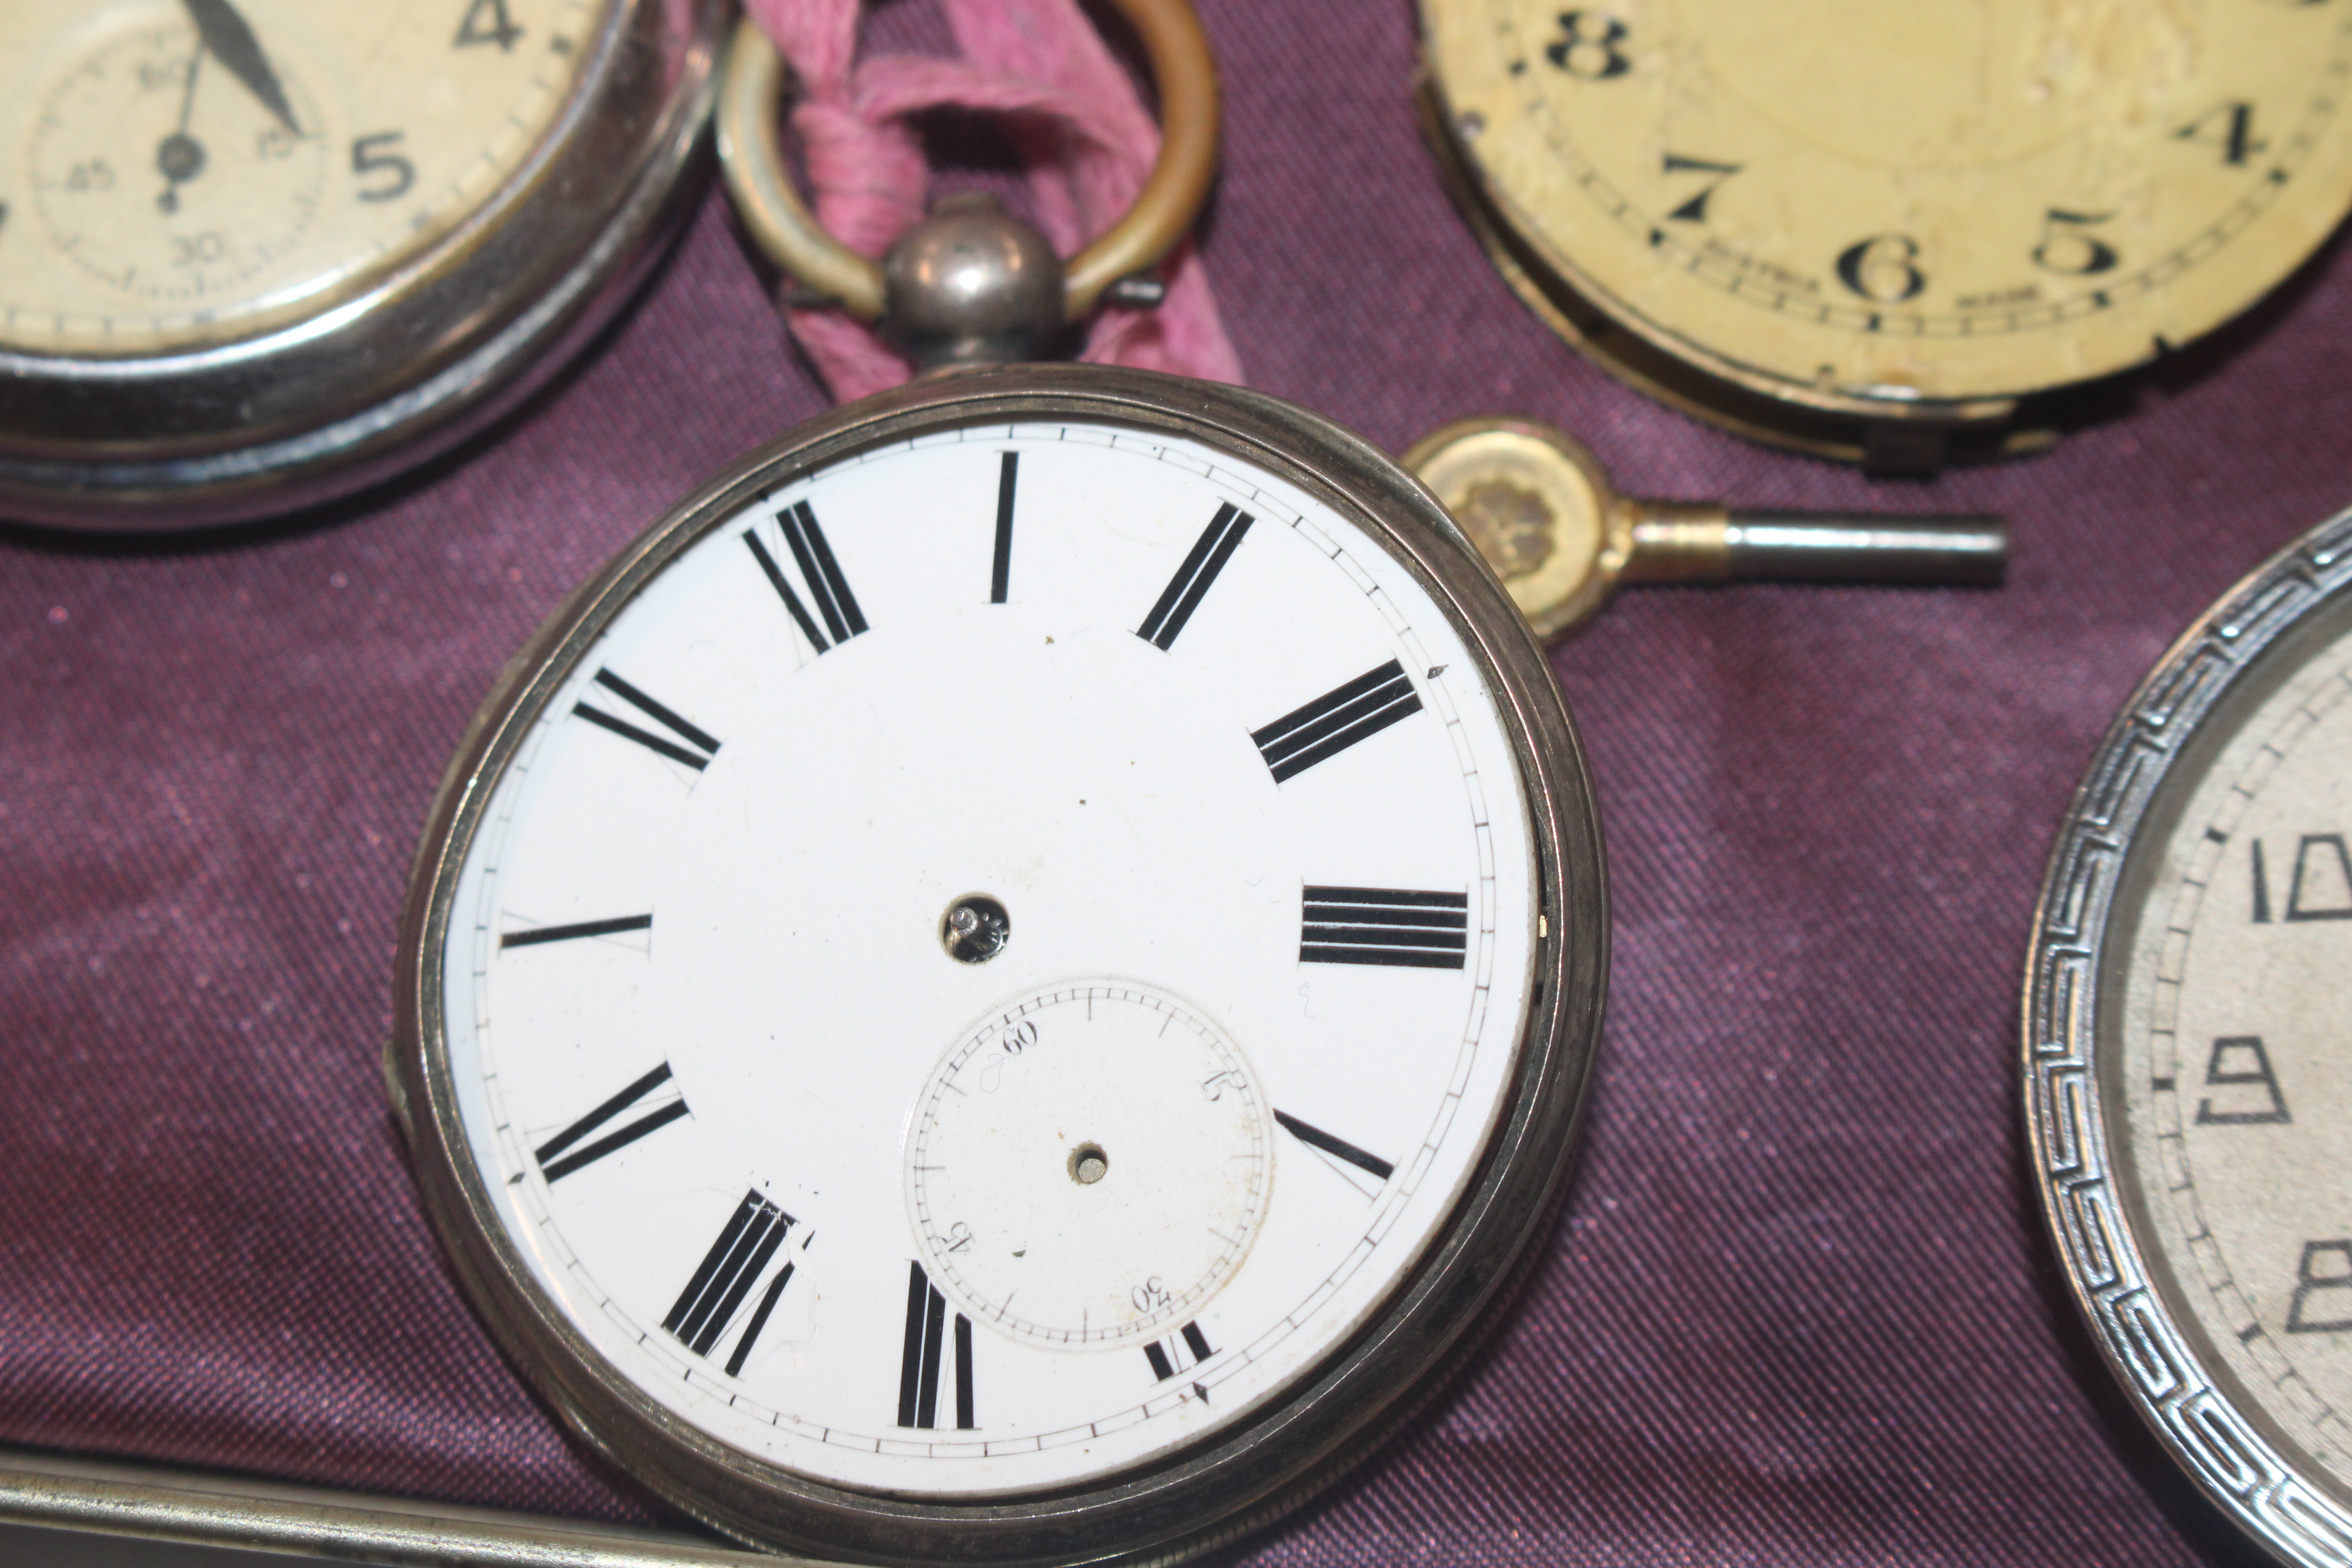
[2023, 506, 2352, 1568]
[389, 365, 1611, 1566]
[0, 0, 726, 531]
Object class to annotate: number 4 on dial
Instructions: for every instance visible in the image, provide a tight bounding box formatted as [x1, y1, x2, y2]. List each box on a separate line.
[454, 0, 523, 50]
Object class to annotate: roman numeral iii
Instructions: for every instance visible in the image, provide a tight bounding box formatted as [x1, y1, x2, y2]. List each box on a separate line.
[745, 500, 867, 653]
[898, 1261, 975, 1430]
[534, 1062, 689, 1182]
[1252, 659, 1421, 782]
[573, 668, 721, 770]
[1137, 503, 1254, 650]
[665, 1190, 797, 1376]
[1301, 886, 1468, 969]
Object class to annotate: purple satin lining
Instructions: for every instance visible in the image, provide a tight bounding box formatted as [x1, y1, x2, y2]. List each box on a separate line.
[3, 2, 2344, 1561]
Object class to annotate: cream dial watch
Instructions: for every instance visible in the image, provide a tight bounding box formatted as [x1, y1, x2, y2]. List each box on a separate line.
[1421, 0, 2352, 467]
[0, 0, 724, 528]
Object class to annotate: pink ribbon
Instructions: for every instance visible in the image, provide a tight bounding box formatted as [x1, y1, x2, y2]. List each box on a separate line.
[739, 0, 1244, 401]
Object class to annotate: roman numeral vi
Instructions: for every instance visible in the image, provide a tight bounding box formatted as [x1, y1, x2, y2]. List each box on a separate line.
[898, 1261, 975, 1430]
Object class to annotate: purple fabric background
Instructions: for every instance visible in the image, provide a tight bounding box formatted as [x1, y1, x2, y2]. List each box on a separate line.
[2, 2, 2344, 1562]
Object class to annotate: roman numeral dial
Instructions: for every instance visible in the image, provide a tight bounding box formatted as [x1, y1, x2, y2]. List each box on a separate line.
[439, 418, 1558, 1505]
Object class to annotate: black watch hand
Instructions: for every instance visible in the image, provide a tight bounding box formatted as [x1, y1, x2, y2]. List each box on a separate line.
[181, 0, 299, 136]
[155, 39, 207, 213]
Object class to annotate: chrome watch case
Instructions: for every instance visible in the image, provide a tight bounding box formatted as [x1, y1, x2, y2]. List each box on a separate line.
[386, 365, 1610, 1566]
[0, 0, 728, 532]
[2025, 508, 2352, 1568]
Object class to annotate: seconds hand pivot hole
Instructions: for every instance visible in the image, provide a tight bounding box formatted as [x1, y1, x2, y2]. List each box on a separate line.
[940, 895, 1009, 963]
[1069, 1143, 1109, 1185]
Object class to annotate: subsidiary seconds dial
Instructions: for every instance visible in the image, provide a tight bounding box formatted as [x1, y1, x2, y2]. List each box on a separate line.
[393, 369, 1605, 1563]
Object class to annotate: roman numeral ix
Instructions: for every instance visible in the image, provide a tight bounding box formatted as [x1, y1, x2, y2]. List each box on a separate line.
[665, 1190, 797, 1377]
[574, 669, 720, 770]
[744, 499, 867, 654]
[1136, 503, 1254, 650]
[1252, 659, 1421, 782]
[1301, 886, 1468, 970]
[534, 1062, 690, 1182]
[898, 1261, 975, 1430]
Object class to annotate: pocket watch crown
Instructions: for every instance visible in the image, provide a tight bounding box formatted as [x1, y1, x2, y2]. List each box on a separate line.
[882, 192, 1069, 371]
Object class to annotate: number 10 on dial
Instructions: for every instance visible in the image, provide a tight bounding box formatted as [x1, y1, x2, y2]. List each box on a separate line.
[390, 368, 1605, 1565]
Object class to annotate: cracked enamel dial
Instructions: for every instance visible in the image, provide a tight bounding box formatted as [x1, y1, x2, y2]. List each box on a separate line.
[2030, 513, 2352, 1568]
[1, 0, 599, 352]
[1423, 0, 2352, 456]
[400, 374, 1606, 1557]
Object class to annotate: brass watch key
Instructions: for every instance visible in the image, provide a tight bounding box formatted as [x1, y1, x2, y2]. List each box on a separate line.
[1405, 417, 2007, 640]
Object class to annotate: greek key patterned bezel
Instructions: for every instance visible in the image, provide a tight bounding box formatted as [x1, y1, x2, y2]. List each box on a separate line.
[2024, 507, 2352, 1568]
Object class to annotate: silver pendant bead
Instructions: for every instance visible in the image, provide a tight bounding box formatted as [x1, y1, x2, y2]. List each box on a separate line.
[883, 193, 1069, 370]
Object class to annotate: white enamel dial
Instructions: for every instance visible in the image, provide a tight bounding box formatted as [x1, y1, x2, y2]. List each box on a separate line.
[434, 418, 1544, 1499]
[2114, 621, 2352, 1500]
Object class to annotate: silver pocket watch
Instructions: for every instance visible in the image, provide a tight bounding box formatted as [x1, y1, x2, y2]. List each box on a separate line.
[387, 5, 1610, 1561]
